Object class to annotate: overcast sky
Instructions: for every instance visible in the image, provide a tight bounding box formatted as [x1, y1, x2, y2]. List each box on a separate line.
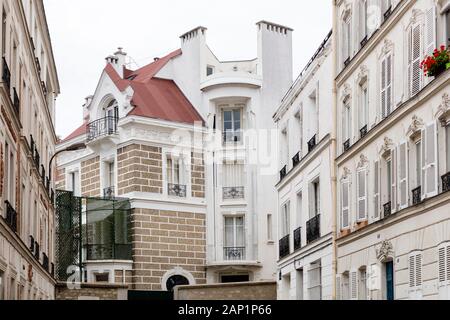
[44, 0, 332, 138]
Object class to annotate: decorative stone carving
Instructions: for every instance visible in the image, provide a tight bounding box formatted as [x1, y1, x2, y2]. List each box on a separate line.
[356, 65, 369, 85]
[341, 83, 352, 102]
[341, 167, 351, 180]
[376, 240, 394, 262]
[357, 154, 369, 169]
[436, 93, 450, 126]
[380, 39, 394, 57]
[380, 137, 394, 158]
[406, 115, 425, 141]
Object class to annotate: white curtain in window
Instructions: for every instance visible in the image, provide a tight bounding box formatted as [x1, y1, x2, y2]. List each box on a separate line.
[224, 217, 244, 247]
[223, 163, 244, 188]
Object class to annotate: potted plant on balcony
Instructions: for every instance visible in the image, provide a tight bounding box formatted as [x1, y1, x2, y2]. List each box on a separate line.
[420, 45, 450, 78]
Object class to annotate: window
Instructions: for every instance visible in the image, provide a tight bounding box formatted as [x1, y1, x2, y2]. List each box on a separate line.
[295, 109, 303, 157]
[342, 98, 351, 149]
[359, 0, 368, 43]
[280, 202, 290, 237]
[357, 169, 368, 221]
[222, 162, 245, 199]
[206, 65, 214, 76]
[166, 275, 189, 292]
[167, 156, 186, 197]
[309, 180, 320, 219]
[281, 126, 289, 167]
[107, 162, 115, 188]
[415, 141, 422, 188]
[307, 261, 322, 300]
[341, 272, 350, 300]
[341, 179, 350, 229]
[358, 267, 368, 300]
[0, 271, 3, 300]
[224, 216, 245, 252]
[342, 14, 351, 66]
[438, 243, 450, 299]
[374, 161, 380, 220]
[105, 100, 119, 133]
[4, 142, 14, 206]
[398, 142, 409, 209]
[359, 82, 369, 133]
[446, 125, 450, 172]
[94, 273, 109, 283]
[223, 109, 242, 143]
[221, 274, 249, 283]
[297, 192, 303, 228]
[267, 214, 273, 242]
[386, 158, 392, 203]
[409, 252, 423, 299]
[421, 122, 438, 199]
[381, 54, 393, 119]
[408, 23, 422, 97]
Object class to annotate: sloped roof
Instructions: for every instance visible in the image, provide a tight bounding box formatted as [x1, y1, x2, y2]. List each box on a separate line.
[61, 49, 204, 143]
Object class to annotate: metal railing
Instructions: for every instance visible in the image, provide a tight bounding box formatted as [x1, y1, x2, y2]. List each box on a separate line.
[384, 202, 392, 218]
[4, 201, 18, 233]
[412, 187, 422, 206]
[40, 165, 46, 180]
[2, 57, 10, 89]
[308, 135, 317, 153]
[12, 87, 19, 115]
[360, 125, 368, 139]
[442, 173, 450, 193]
[306, 215, 321, 244]
[85, 244, 132, 261]
[223, 131, 242, 144]
[279, 235, 290, 259]
[103, 186, 115, 199]
[360, 35, 368, 48]
[292, 152, 300, 168]
[168, 183, 187, 198]
[280, 165, 287, 181]
[223, 247, 245, 261]
[42, 253, 49, 272]
[34, 242, 40, 262]
[383, 5, 393, 21]
[87, 116, 118, 142]
[223, 187, 245, 200]
[294, 227, 302, 251]
[343, 139, 351, 152]
[29, 236, 35, 252]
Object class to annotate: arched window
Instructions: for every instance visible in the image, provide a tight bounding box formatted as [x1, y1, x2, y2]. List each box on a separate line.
[166, 275, 189, 292]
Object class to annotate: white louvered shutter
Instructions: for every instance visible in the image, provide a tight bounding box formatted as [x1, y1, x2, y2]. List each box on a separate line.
[416, 254, 422, 288]
[341, 180, 350, 229]
[357, 169, 368, 221]
[386, 55, 393, 115]
[425, 7, 436, 84]
[409, 255, 416, 289]
[410, 24, 422, 97]
[373, 161, 380, 220]
[381, 58, 387, 119]
[438, 244, 450, 299]
[398, 142, 409, 209]
[423, 122, 438, 199]
[350, 271, 358, 300]
[409, 252, 423, 299]
[391, 148, 397, 213]
[336, 276, 342, 300]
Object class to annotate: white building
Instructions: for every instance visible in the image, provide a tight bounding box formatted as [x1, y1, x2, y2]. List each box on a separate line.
[274, 32, 334, 300]
[333, 0, 450, 300]
[56, 21, 293, 289]
[0, 0, 59, 300]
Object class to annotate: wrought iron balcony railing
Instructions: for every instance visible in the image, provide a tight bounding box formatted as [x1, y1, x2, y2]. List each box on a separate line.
[343, 139, 351, 152]
[384, 202, 392, 218]
[103, 186, 115, 199]
[279, 235, 290, 259]
[34, 242, 40, 261]
[40, 164, 46, 180]
[294, 227, 302, 251]
[292, 152, 300, 168]
[12, 87, 20, 115]
[223, 130, 242, 144]
[442, 172, 450, 193]
[2, 57, 10, 89]
[280, 165, 287, 181]
[50, 189, 55, 205]
[412, 187, 422, 206]
[306, 215, 321, 244]
[35, 57, 41, 74]
[360, 35, 368, 48]
[85, 244, 132, 261]
[87, 116, 118, 142]
[223, 187, 245, 200]
[29, 235, 35, 252]
[4, 201, 18, 233]
[360, 125, 368, 139]
[168, 183, 187, 198]
[308, 135, 317, 153]
[383, 5, 392, 21]
[42, 253, 49, 272]
[344, 57, 351, 67]
[223, 247, 245, 261]
[51, 263, 55, 277]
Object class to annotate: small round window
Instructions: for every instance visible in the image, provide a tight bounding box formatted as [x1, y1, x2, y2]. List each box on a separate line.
[166, 275, 189, 292]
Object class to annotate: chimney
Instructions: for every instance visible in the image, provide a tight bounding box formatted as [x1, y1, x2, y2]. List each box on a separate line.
[105, 47, 127, 78]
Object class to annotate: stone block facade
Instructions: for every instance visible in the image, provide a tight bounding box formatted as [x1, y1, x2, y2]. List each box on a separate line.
[131, 208, 206, 291]
[55, 283, 128, 300]
[114, 270, 133, 287]
[81, 156, 100, 197]
[191, 152, 205, 198]
[117, 144, 163, 195]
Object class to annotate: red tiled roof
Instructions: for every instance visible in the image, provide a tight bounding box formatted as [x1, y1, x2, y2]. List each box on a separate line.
[60, 121, 88, 143]
[61, 49, 204, 143]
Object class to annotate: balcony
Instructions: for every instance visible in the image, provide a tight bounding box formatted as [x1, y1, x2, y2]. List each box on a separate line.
[42, 253, 49, 272]
[40, 164, 46, 180]
[308, 135, 317, 153]
[383, 6, 392, 21]
[29, 236, 35, 252]
[223, 187, 244, 200]
[103, 186, 115, 199]
[442, 173, 450, 193]
[86, 244, 132, 261]
[279, 166, 287, 181]
[222, 131, 242, 144]
[2, 57, 10, 89]
[168, 183, 187, 198]
[87, 116, 118, 142]
[343, 139, 351, 152]
[383, 202, 392, 218]
[51, 263, 55, 277]
[343, 57, 351, 67]
[360, 125, 368, 139]
[4, 201, 18, 233]
[223, 247, 245, 261]
[360, 35, 368, 48]
[12, 87, 20, 116]
[35, 57, 41, 74]
[279, 235, 290, 259]
[306, 215, 321, 244]
[294, 227, 302, 251]
[412, 187, 422, 206]
[292, 152, 300, 168]
[34, 242, 40, 261]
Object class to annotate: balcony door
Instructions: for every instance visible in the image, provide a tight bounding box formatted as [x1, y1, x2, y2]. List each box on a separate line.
[224, 216, 245, 260]
[385, 261, 395, 300]
[105, 100, 119, 134]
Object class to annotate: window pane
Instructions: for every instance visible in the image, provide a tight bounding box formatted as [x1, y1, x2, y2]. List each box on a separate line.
[233, 110, 241, 130]
[416, 142, 422, 187]
[223, 111, 232, 122]
[387, 160, 392, 201]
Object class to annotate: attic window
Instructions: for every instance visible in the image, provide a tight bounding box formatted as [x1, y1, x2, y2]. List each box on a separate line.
[207, 66, 215, 76]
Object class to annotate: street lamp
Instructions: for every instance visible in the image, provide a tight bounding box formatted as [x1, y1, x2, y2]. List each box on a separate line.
[48, 142, 87, 182]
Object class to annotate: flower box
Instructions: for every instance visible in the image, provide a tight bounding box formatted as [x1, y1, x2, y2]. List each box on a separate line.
[421, 45, 450, 78]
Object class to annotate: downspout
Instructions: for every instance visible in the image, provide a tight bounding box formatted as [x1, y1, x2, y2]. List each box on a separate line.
[331, 0, 338, 300]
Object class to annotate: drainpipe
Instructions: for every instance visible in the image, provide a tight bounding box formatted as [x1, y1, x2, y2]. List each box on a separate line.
[331, 0, 338, 301]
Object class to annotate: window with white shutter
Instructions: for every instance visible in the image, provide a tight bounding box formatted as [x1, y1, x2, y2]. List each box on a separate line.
[342, 15, 351, 66]
[409, 23, 422, 97]
[422, 122, 438, 199]
[381, 54, 393, 119]
[359, 267, 368, 300]
[373, 160, 381, 220]
[408, 251, 423, 300]
[424, 7, 436, 83]
[438, 243, 450, 299]
[391, 148, 397, 213]
[357, 169, 368, 221]
[350, 270, 358, 300]
[341, 179, 351, 230]
[398, 142, 409, 209]
[359, 0, 368, 44]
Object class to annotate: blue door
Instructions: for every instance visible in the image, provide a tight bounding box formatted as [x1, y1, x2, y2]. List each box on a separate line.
[385, 261, 394, 300]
